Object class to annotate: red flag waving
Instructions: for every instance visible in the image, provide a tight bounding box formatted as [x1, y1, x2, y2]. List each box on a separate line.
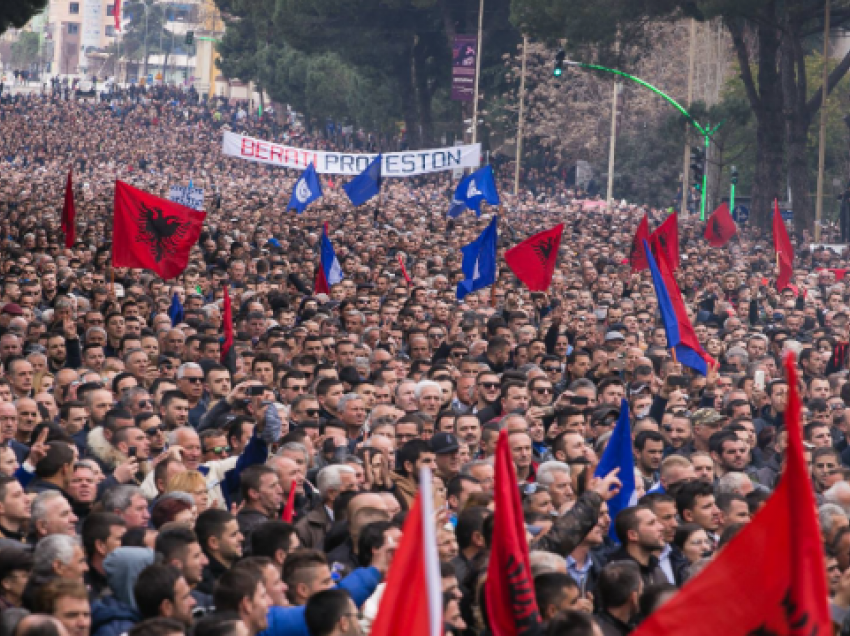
[486, 429, 540, 636]
[397, 254, 412, 285]
[281, 480, 297, 522]
[371, 469, 442, 636]
[113, 180, 205, 280]
[221, 284, 234, 368]
[704, 202, 737, 247]
[62, 168, 76, 249]
[114, 0, 121, 30]
[630, 214, 651, 271]
[632, 352, 830, 636]
[773, 199, 794, 291]
[649, 213, 679, 270]
[504, 224, 564, 291]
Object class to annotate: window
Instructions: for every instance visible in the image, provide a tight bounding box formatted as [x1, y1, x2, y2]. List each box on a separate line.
[67, 23, 79, 34]
[69, 2, 79, 13]
[105, 25, 115, 36]
[106, 4, 114, 16]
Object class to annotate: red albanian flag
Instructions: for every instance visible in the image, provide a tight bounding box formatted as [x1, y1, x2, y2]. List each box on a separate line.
[62, 168, 76, 248]
[773, 199, 794, 291]
[630, 214, 651, 271]
[504, 224, 564, 291]
[632, 352, 830, 636]
[704, 202, 737, 247]
[112, 180, 205, 280]
[649, 212, 679, 270]
[485, 429, 540, 636]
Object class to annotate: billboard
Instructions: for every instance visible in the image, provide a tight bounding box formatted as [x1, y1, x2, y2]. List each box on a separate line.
[451, 35, 477, 102]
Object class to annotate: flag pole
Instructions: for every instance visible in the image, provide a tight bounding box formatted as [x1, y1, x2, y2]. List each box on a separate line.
[490, 207, 500, 308]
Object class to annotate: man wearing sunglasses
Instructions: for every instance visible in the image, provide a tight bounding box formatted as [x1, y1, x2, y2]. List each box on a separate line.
[136, 412, 167, 456]
[201, 429, 231, 462]
[177, 363, 208, 429]
[290, 394, 321, 439]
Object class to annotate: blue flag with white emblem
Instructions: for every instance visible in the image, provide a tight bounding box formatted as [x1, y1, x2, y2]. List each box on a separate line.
[343, 154, 382, 206]
[287, 163, 323, 214]
[457, 215, 498, 300]
[448, 165, 500, 217]
[594, 399, 637, 542]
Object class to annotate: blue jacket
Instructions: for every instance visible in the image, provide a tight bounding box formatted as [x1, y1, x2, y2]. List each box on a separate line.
[260, 566, 381, 636]
[90, 595, 142, 636]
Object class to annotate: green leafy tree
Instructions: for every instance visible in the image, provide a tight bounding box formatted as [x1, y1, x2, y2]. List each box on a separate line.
[10, 30, 41, 69]
[510, 0, 850, 231]
[118, 0, 170, 79]
[0, 0, 48, 38]
[214, 0, 520, 147]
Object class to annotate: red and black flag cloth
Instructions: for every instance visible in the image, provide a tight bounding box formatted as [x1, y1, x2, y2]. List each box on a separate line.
[62, 168, 76, 248]
[632, 352, 830, 636]
[630, 214, 651, 271]
[112, 180, 205, 280]
[220, 284, 236, 374]
[649, 212, 679, 270]
[485, 429, 540, 636]
[704, 202, 737, 247]
[504, 224, 564, 291]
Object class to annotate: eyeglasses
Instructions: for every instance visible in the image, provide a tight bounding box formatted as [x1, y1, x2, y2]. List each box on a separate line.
[534, 387, 554, 394]
[287, 385, 308, 392]
[479, 382, 499, 389]
[304, 409, 320, 417]
[136, 400, 153, 408]
[205, 445, 231, 455]
[144, 425, 165, 436]
[183, 377, 204, 384]
[450, 351, 469, 358]
[543, 366, 560, 373]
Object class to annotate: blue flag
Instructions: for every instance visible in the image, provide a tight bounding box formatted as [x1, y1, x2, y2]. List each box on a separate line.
[168, 292, 184, 326]
[457, 215, 498, 300]
[287, 163, 323, 214]
[448, 165, 500, 217]
[594, 399, 637, 542]
[343, 154, 382, 206]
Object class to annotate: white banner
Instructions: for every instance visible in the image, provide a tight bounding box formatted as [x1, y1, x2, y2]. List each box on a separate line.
[169, 185, 205, 211]
[221, 131, 481, 176]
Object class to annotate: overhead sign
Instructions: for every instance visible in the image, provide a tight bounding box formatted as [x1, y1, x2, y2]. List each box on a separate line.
[451, 35, 477, 102]
[732, 204, 749, 224]
[222, 131, 481, 176]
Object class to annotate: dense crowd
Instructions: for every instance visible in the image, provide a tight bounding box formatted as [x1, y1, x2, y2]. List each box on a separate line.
[0, 84, 849, 636]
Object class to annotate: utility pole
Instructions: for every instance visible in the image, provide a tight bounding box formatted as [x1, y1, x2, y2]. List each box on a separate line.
[605, 35, 621, 204]
[471, 0, 484, 144]
[681, 19, 697, 218]
[514, 34, 527, 195]
[815, 0, 831, 242]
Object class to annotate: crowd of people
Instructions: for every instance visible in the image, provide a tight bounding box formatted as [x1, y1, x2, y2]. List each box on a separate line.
[0, 83, 849, 636]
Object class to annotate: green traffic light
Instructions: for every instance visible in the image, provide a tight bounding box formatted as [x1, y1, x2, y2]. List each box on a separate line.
[554, 67, 563, 77]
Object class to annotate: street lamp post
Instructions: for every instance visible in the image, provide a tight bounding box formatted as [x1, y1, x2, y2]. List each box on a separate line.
[563, 60, 720, 219]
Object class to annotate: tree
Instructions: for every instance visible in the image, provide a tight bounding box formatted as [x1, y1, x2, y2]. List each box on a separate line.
[119, 0, 169, 79]
[213, 0, 520, 148]
[9, 31, 40, 69]
[0, 0, 48, 38]
[510, 0, 850, 232]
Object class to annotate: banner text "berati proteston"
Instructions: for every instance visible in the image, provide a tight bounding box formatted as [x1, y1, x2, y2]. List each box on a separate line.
[222, 131, 481, 177]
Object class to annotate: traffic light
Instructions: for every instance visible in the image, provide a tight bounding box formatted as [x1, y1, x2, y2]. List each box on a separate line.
[185, 31, 194, 46]
[730, 165, 738, 185]
[554, 50, 565, 77]
[690, 146, 705, 191]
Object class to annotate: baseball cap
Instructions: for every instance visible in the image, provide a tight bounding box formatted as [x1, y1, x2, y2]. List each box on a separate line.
[604, 331, 625, 342]
[430, 432, 460, 455]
